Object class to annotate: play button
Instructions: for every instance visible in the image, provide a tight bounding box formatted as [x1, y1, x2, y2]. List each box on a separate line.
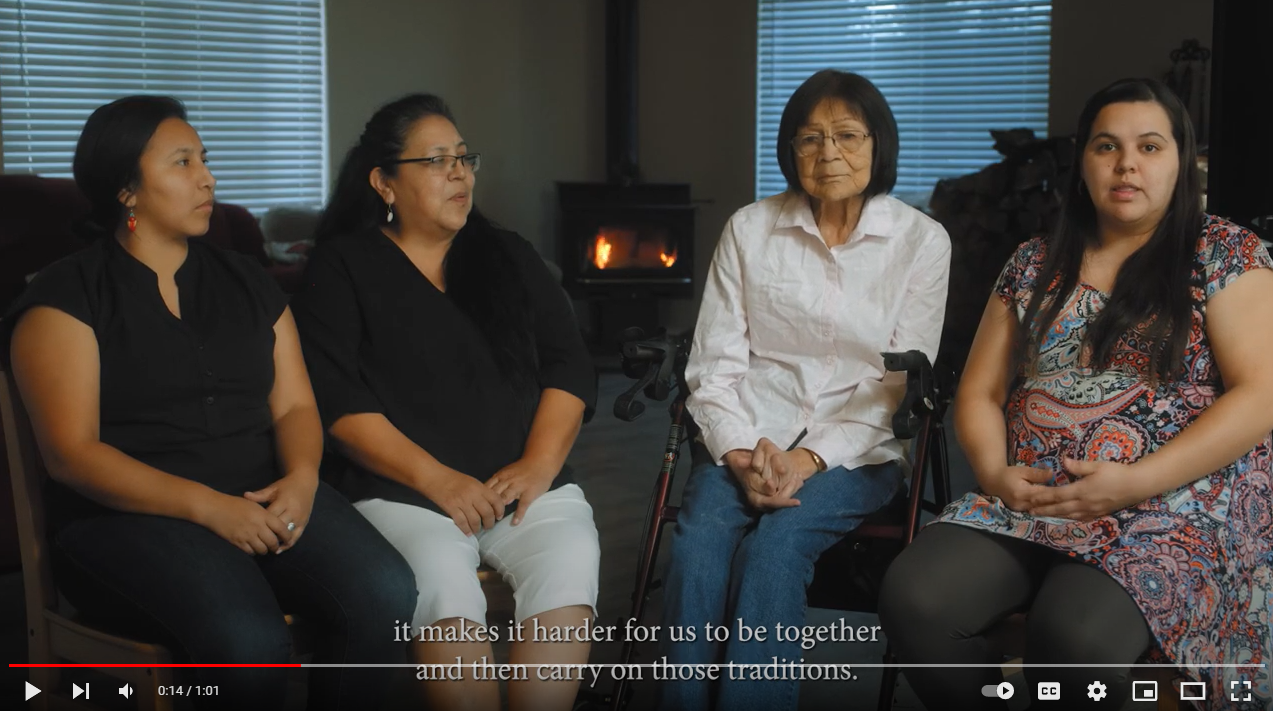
[24, 682, 40, 701]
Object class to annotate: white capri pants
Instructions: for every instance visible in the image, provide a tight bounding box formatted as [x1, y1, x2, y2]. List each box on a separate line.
[354, 483, 600, 629]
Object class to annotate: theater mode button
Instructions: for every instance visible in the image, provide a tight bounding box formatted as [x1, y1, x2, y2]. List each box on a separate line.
[981, 682, 1014, 699]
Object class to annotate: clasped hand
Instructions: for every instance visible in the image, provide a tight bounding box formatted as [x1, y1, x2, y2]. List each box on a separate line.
[423, 458, 558, 536]
[990, 458, 1150, 522]
[486, 458, 557, 526]
[725, 438, 815, 511]
[200, 472, 317, 555]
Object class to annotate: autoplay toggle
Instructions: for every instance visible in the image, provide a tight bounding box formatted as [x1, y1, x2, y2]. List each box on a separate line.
[981, 682, 1015, 699]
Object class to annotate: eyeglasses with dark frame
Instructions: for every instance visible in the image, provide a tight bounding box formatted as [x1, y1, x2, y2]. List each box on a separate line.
[791, 132, 871, 157]
[385, 153, 482, 173]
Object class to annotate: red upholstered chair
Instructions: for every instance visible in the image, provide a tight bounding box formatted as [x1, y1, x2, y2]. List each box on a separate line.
[0, 175, 91, 315]
[0, 174, 303, 313]
[203, 199, 306, 294]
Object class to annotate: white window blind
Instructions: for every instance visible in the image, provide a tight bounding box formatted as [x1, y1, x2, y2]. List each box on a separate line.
[757, 0, 1050, 205]
[0, 0, 326, 213]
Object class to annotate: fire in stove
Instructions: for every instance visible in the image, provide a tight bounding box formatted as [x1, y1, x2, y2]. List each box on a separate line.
[556, 182, 694, 298]
[589, 227, 678, 271]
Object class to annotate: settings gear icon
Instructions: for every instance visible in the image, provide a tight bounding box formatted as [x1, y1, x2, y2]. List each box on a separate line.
[1087, 681, 1108, 701]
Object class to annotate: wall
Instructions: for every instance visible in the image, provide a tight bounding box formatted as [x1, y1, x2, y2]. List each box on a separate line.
[1048, 0, 1213, 136]
[325, 0, 1212, 328]
[633, 0, 1212, 325]
[637, 0, 757, 328]
[324, 0, 756, 330]
[324, 0, 606, 254]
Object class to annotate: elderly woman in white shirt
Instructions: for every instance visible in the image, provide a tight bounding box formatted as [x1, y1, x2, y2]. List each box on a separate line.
[658, 69, 951, 711]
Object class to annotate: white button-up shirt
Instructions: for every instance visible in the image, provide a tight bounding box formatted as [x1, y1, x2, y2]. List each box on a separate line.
[686, 191, 951, 471]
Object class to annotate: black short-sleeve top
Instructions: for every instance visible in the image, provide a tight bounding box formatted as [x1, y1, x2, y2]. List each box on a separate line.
[290, 228, 597, 513]
[0, 236, 289, 526]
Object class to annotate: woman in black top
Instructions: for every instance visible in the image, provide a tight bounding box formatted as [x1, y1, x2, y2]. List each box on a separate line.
[292, 93, 599, 711]
[1, 96, 417, 711]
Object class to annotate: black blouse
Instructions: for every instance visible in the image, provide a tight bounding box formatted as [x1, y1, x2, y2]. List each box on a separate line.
[0, 236, 289, 527]
[290, 228, 596, 513]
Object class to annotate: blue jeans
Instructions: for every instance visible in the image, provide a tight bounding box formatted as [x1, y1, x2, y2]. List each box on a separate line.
[658, 454, 902, 711]
[51, 482, 418, 711]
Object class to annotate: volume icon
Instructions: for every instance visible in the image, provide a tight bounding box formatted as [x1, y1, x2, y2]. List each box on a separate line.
[118, 683, 133, 698]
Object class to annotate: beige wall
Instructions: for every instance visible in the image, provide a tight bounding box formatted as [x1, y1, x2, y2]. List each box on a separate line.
[324, 0, 756, 329]
[638, 0, 757, 328]
[324, 0, 1212, 327]
[324, 0, 606, 254]
[1048, 0, 1213, 135]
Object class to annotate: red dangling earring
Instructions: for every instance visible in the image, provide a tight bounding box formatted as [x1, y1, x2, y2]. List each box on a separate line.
[127, 208, 137, 233]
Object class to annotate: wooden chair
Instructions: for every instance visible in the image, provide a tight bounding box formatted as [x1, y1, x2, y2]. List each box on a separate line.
[2, 367, 325, 709]
[1, 367, 175, 711]
[478, 565, 517, 626]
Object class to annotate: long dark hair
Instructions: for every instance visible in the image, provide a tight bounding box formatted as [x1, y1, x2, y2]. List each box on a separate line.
[1017, 78, 1202, 384]
[315, 93, 537, 396]
[72, 95, 187, 241]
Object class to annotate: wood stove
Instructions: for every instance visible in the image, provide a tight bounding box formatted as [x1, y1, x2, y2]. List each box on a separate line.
[555, 0, 695, 345]
[557, 182, 694, 299]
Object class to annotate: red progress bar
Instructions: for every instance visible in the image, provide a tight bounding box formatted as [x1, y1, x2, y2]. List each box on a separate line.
[11, 664, 302, 668]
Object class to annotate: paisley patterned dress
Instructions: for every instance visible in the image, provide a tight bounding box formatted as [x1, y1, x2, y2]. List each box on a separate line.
[937, 215, 1273, 710]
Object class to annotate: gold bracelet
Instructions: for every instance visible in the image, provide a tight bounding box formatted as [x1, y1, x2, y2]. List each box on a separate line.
[806, 449, 828, 472]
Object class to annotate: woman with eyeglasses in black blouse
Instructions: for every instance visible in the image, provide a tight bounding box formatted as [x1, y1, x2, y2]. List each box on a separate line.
[294, 93, 600, 711]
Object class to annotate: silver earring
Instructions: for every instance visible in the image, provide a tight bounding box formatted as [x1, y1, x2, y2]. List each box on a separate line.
[386, 204, 394, 223]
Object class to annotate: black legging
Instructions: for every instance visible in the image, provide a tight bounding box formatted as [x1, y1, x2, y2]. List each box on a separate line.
[878, 523, 1152, 710]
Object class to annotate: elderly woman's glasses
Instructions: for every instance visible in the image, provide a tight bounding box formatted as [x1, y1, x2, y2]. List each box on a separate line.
[386, 153, 482, 173]
[791, 132, 871, 157]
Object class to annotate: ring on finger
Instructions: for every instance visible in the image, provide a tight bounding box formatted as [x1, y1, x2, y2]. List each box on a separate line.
[287, 521, 296, 532]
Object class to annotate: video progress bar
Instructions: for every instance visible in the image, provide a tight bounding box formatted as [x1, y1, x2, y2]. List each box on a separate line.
[11, 664, 301, 668]
[11, 663, 1268, 669]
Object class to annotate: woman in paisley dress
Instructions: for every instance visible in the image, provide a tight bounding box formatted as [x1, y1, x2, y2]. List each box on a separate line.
[878, 78, 1273, 710]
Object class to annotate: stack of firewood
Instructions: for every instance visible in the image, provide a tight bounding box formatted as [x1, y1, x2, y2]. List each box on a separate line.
[929, 129, 1075, 379]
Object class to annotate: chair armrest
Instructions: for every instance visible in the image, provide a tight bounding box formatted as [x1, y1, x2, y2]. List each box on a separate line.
[883, 350, 939, 439]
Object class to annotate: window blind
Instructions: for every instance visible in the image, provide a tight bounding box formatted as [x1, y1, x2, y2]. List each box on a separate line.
[757, 0, 1051, 205]
[0, 0, 326, 213]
